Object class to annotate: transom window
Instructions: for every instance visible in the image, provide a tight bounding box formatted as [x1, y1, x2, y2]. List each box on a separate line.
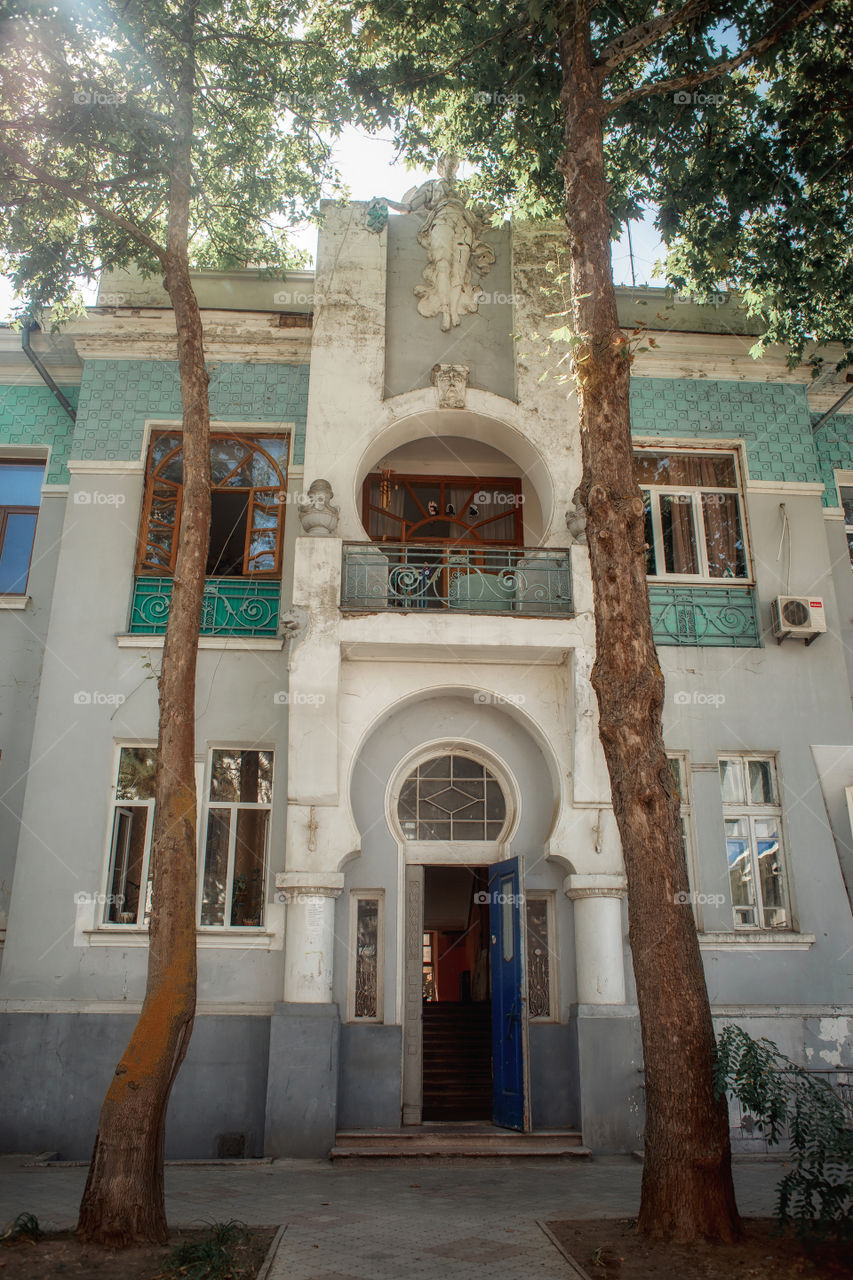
[137, 431, 288, 578]
[635, 450, 748, 581]
[398, 754, 507, 841]
[720, 754, 790, 929]
[0, 459, 44, 594]
[364, 473, 523, 546]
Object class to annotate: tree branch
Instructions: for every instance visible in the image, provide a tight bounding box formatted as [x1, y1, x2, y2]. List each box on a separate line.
[0, 138, 167, 265]
[603, 0, 831, 114]
[596, 0, 711, 72]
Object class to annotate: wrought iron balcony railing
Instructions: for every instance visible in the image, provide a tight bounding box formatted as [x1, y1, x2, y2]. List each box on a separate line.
[341, 543, 573, 617]
[129, 576, 281, 637]
[648, 583, 761, 648]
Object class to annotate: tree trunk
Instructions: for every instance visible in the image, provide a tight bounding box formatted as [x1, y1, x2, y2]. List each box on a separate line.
[557, 4, 740, 1242]
[77, 21, 209, 1245]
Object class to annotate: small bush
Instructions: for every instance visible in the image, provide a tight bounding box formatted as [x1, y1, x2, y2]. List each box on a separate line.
[162, 1220, 250, 1279]
[714, 1024, 853, 1239]
[2, 1213, 42, 1243]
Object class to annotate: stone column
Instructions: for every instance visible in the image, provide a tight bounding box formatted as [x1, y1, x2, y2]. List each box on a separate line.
[564, 873, 627, 1005]
[264, 872, 344, 1158]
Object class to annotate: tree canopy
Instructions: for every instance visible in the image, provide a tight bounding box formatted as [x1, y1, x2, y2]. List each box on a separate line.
[0, 0, 350, 318]
[330, 0, 851, 363]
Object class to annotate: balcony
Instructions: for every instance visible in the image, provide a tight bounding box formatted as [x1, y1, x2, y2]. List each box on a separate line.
[129, 576, 281, 637]
[341, 544, 573, 618]
[648, 584, 761, 648]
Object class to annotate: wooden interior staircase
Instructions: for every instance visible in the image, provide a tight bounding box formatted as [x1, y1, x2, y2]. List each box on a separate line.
[422, 1000, 492, 1122]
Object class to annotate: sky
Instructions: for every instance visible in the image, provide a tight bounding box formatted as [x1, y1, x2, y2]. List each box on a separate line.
[0, 125, 665, 319]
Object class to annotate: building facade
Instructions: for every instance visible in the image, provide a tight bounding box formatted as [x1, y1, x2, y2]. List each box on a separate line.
[1, 199, 852, 1159]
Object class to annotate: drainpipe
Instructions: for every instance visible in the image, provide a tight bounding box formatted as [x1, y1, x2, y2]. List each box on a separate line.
[811, 376, 853, 435]
[21, 322, 77, 423]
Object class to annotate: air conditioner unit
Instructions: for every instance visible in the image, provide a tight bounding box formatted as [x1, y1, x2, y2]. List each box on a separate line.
[771, 595, 826, 645]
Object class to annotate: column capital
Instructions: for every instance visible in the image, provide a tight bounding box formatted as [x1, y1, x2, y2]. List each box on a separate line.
[275, 871, 344, 900]
[563, 872, 627, 901]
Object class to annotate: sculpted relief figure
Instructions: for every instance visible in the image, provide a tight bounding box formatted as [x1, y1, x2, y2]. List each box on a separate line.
[374, 154, 496, 332]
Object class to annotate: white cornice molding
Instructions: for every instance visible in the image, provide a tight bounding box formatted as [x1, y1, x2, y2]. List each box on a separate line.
[66, 459, 144, 474]
[116, 633, 285, 651]
[67, 309, 311, 363]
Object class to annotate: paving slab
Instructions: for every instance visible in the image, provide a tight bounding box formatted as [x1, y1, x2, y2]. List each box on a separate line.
[0, 1154, 791, 1277]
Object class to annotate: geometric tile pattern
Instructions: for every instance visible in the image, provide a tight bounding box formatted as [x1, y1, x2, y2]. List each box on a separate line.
[0, 383, 79, 483]
[630, 376, 820, 490]
[813, 412, 853, 507]
[71, 359, 310, 470]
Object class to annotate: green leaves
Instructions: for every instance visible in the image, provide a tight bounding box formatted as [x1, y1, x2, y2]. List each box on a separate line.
[0, 0, 349, 317]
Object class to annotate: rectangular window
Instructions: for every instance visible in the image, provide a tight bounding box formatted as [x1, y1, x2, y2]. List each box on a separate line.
[137, 432, 288, 578]
[635, 450, 748, 582]
[719, 755, 790, 929]
[0, 460, 44, 594]
[199, 749, 272, 927]
[839, 484, 853, 567]
[104, 747, 157, 924]
[668, 753, 695, 872]
[349, 890, 385, 1021]
[525, 893, 556, 1020]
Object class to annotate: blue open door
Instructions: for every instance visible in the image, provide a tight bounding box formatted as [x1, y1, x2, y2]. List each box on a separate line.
[489, 857, 526, 1131]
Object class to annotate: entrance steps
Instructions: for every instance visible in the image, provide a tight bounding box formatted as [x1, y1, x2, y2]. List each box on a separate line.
[330, 1124, 590, 1160]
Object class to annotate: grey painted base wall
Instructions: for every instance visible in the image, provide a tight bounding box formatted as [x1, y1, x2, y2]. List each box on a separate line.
[338, 1023, 402, 1129]
[528, 1021, 580, 1130]
[264, 1003, 340, 1157]
[0, 1012, 270, 1160]
[573, 1007, 644, 1153]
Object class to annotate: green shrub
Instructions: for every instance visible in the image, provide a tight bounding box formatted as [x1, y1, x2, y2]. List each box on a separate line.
[714, 1023, 853, 1238]
[163, 1220, 250, 1279]
[2, 1213, 42, 1242]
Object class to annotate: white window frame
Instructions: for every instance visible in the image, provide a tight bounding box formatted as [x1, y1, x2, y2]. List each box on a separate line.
[635, 445, 752, 585]
[387, 741, 519, 866]
[525, 890, 558, 1022]
[100, 743, 203, 929]
[347, 889, 386, 1023]
[719, 753, 791, 930]
[837, 476, 853, 569]
[197, 746, 273, 930]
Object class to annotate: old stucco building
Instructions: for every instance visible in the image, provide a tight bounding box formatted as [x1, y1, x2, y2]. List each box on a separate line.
[0, 195, 852, 1158]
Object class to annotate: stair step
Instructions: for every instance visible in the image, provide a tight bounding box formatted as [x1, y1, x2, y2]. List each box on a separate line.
[330, 1139, 590, 1159]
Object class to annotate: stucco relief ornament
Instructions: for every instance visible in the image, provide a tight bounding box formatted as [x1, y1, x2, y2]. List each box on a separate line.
[297, 478, 339, 537]
[431, 363, 469, 409]
[374, 154, 496, 332]
[565, 487, 588, 545]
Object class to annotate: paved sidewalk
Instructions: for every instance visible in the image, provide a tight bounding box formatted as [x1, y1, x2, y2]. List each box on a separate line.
[0, 1155, 790, 1278]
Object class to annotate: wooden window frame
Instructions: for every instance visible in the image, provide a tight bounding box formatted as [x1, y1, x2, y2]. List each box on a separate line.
[136, 431, 288, 578]
[198, 747, 274, 930]
[362, 472, 524, 547]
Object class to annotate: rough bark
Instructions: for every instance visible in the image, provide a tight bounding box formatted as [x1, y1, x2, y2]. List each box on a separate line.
[77, 11, 209, 1245]
[557, 3, 740, 1242]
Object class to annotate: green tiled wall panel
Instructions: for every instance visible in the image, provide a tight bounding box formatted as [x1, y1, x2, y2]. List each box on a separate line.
[72, 360, 309, 467]
[630, 378, 820, 490]
[0, 383, 79, 483]
[813, 414, 853, 506]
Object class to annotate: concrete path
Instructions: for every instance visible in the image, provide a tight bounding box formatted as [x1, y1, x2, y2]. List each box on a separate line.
[0, 1155, 790, 1278]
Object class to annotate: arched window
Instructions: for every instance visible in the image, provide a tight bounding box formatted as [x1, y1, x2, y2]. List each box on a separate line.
[137, 431, 288, 578]
[397, 754, 507, 842]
